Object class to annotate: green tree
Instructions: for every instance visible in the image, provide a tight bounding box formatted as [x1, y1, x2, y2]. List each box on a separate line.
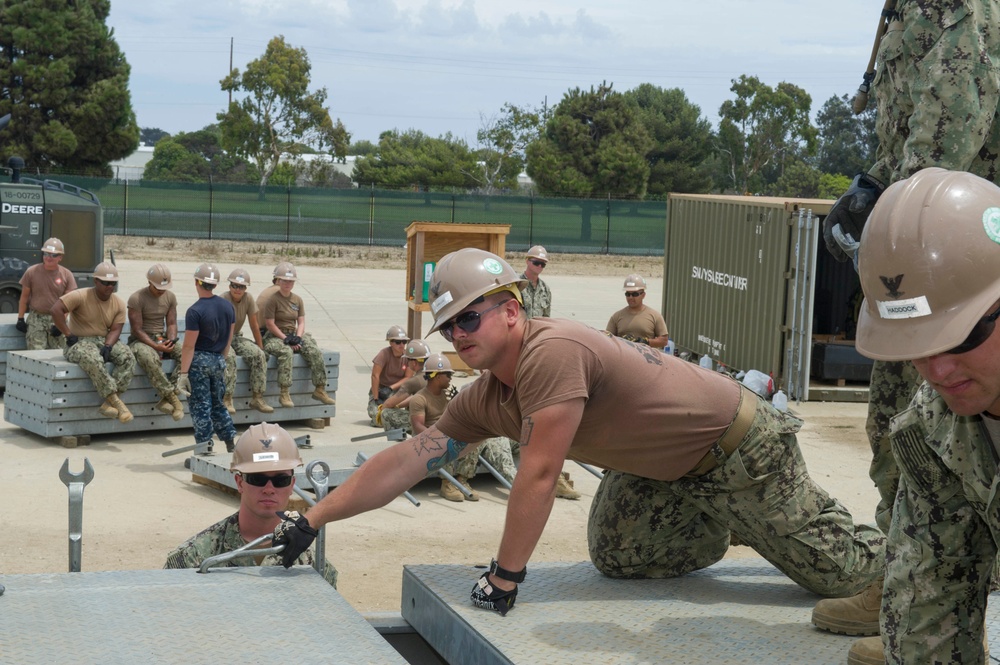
[352, 129, 478, 190]
[218, 35, 350, 194]
[624, 84, 714, 197]
[348, 139, 378, 157]
[814, 93, 878, 176]
[0, 0, 139, 175]
[716, 75, 818, 194]
[143, 126, 249, 183]
[474, 102, 543, 194]
[526, 82, 652, 200]
[765, 160, 821, 198]
[140, 127, 169, 146]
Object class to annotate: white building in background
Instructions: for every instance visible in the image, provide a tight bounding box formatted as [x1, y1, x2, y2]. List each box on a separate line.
[109, 144, 155, 180]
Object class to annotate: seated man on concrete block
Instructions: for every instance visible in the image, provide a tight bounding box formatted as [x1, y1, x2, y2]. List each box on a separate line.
[221, 267, 273, 415]
[127, 263, 184, 421]
[379, 338, 431, 434]
[164, 422, 337, 586]
[51, 261, 136, 423]
[17, 236, 77, 350]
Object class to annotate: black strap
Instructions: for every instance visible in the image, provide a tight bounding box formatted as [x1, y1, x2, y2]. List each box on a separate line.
[489, 559, 526, 583]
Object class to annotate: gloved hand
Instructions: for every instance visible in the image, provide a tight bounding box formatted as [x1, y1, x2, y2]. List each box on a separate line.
[822, 173, 885, 263]
[49, 324, 62, 337]
[619, 333, 649, 346]
[272, 510, 318, 568]
[15, 317, 27, 333]
[66, 334, 79, 348]
[176, 373, 192, 397]
[100, 345, 113, 363]
[284, 334, 301, 347]
[470, 572, 518, 616]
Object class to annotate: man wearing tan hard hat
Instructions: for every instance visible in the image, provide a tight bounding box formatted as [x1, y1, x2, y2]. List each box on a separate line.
[127, 263, 184, 421]
[17, 237, 77, 350]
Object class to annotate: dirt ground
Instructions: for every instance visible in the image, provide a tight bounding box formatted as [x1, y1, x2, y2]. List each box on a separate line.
[0, 240, 879, 618]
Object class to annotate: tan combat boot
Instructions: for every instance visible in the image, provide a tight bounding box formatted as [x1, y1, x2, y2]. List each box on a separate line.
[279, 387, 294, 408]
[311, 386, 336, 405]
[250, 393, 274, 413]
[107, 393, 133, 423]
[155, 397, 175, 416]
[556, 471, 581, 500]
[457, 475, 479, 501]
[847, 636, 884, 665]
[98, 399, 119, 420]
[812, 578, 882, 636]
[223, 393, 235, 414]
[440, 478, 464, 502]
[167, 393, 184, 422]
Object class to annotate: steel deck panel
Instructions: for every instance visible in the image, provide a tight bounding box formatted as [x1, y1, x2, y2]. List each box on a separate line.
[401, 558, 1000, 665]
[1, 567, 405, 664]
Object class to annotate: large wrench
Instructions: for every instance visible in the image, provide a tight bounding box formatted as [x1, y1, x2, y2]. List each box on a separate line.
[59, 458, 95, 573]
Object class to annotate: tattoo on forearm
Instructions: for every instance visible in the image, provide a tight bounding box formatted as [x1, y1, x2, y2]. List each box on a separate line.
[412, 430, 469, 473]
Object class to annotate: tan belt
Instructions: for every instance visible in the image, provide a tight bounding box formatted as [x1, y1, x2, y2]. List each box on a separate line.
[685, 387, 758, 478]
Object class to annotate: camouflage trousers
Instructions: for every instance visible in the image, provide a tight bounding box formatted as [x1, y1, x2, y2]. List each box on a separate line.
[224, 334, 268, 396]
[64, 336, 136, 399]
[368, 386, 394, 427]
[586, 397, 885, 597]
[189, 350, 236, 446]
[381, 406, 411, 434]
[26, 311, 66, 350]
[445, 437, 518, 484]
[263, 332, 326, 388]
[129, 340, 181, 398]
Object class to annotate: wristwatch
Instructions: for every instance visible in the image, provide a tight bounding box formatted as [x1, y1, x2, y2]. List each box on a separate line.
[489, 558, 526, 583]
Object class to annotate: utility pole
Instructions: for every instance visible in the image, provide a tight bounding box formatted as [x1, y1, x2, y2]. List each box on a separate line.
[228, 37, 233, 107]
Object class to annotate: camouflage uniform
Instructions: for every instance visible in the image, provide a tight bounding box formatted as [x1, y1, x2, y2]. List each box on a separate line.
[26, 312, 65, 350]
[64, 337, 135, 399]
[520, 273, 552, 319]
[164, 511, 338, 588]
[263, 331, 327, 389]
[587, 398, 885, 597]
[881, 383, 996, 662]
[445, 436, 519, 485]
[129, 340, 182, 398]
[189, 351, 236, 446]
[381, 405, 412, 434]
[225, 333, 268, 396]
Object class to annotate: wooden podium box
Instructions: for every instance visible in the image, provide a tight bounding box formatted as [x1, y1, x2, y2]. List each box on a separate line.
[405, 221, 510, 340]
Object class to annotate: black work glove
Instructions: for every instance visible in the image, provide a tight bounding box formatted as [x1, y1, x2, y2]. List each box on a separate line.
[15, 317, 27, 333]
[48, 324, 62, 337]
[470, 572, 518, 616]
[822, 173, 885, 263]
[66, 334, 79, 348]
[100, 344, 112, 363]
[272, 511, 318, 568]
[284, 335, 302, 346]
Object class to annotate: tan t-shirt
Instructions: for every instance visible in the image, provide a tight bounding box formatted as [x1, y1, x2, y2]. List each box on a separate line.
[222, 291, 258, 333]
[436, 318, 742, 481]
[20, 264, 77, 314]
[372, 346, 408, 389]
[399, 375, 426, 396]
[606, 305, 668, 341]
[408, 388, 449, 428]
[60, 288, 127, 338]
[127, 287, 177, 339]
[260, 288, 304, 335]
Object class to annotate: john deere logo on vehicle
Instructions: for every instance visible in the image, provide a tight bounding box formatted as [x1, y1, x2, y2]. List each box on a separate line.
[1, 202, 42, 215]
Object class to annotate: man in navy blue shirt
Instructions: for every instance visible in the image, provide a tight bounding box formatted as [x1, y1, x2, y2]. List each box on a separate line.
[177, 263, 237, 455]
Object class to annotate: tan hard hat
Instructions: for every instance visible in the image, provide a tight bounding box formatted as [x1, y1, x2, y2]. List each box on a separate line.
[92, 261, 119, 282]
[228, 268, 251, 286]
[857, 167, 1000, 360]
[623, 274, 647, 292]
[424, 352, 454, 374]
[427, 248, 528, 333]
[385, 325, 409, 341]
[403, 339, 431, 360]
[146, 263, 173, 289]
[273, 262, 298, 281]
[526, 245, 549, 262]
[194, 263, 221, 285]
[230, 422, 303, 473]
[42, 237, 65, 255]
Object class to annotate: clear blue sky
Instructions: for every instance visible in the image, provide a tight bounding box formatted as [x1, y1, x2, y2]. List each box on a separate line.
[109, 0, 877, 146]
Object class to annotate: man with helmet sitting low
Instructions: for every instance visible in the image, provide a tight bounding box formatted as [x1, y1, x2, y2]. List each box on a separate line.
[379, 338, 432, 434]
[51, 261, 136, 423]
[838, 168, 1000, 663]
[127, 263, 184, 422]
[176, 263, 237, 456]
[221, 267, 273, 415]
[274, 248, 883, 618]
[367, 324, 414, 426]
[258, 262, 335, 409]
[164, 422, 338, 587]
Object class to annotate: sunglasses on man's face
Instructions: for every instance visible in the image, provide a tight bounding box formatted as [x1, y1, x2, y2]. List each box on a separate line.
[439, 300, 508, 342]
[625, 291, 645, 298]
[42, 252, 60, 258]
[230, 284, 247, 291]
[530, 259, 547, 268]
[946, 306, 1000, 355]
[390, 339, 407, 345]
[242, 472, 294, 488]
[95, 279, 116, 287]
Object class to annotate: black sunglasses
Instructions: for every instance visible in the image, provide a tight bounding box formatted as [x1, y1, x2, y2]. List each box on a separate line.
[946, 305, 1000, 355]
[530, 259, 547, 268]
[439, 300, 508, 342]
[242, 472, 294, 488]
[95, 278, 116, 286]
[625, 291, 645, 298]
[390, 339, 407, 345]
[229, 283, 248, 290]
[42, 252, 60, 258]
